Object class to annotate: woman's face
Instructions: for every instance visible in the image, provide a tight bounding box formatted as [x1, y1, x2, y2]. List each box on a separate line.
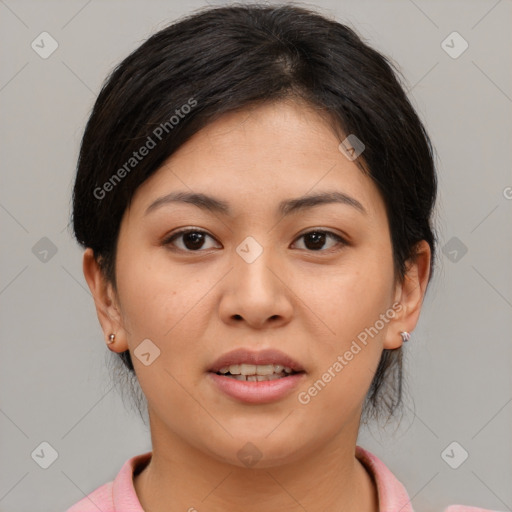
[105, 99, 416, 467]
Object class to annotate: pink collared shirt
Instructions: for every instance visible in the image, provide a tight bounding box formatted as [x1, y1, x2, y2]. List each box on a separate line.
[65, 445, 500, 512]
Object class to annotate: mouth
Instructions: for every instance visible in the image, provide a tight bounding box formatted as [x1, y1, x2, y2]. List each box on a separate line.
[207, 347, 306, 380]
[207, 348, 307, 404]
[213, 363, 303, 381]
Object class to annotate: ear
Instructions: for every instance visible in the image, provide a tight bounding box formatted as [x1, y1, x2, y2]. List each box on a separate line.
[82, 248, 129, 353]
[383, 240, 432, 350]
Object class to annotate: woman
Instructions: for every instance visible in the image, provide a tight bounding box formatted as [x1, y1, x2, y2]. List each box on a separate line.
[66, 4, 497, 511]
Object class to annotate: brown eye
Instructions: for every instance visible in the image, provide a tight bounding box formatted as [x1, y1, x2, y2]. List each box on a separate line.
[293, 230, 346, 252]
[162, 228, 346, 253]
[163, 229, 220, 252]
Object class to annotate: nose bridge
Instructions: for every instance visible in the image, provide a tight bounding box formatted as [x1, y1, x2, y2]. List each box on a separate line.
[233, 235, 277, 297]
[218, 234, 292, 327]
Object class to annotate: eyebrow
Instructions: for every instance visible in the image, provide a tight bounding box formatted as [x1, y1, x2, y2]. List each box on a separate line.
[144, 190, 367, 217]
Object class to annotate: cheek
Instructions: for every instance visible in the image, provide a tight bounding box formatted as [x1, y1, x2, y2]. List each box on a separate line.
[291, 253, 394, 410]
[115, 247, 216, 363]
[116, 241, 176, 320]
[114, 252, 214, 411]
[295, 252, 394, 343]
[295, 271, 389, 420]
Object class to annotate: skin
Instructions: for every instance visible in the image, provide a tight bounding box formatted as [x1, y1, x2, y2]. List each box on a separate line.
[83, 98, 431, 512]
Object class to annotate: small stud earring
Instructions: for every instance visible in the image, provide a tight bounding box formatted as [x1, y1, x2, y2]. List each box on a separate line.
[108, 333, 115, 344]
[400, 331, 410, 343]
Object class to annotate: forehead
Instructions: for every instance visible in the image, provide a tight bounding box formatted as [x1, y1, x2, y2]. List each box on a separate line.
[128, 100, 386, 222]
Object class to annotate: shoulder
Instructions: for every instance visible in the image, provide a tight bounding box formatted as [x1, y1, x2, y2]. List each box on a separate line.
[356, 446, 502, 512]
[64, 451, 152, 512]
[355, 445, 415, 511]
[65, 481, 114, 512]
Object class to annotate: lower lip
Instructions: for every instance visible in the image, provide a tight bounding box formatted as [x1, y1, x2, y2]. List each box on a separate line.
[207, 372, 306, 404]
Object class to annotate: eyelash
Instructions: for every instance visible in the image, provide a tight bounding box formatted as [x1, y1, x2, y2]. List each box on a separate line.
[161, 228, 348, 254]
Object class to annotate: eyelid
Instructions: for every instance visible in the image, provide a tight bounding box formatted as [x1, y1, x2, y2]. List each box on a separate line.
[162, 227, 219, 248]
[294, 227, 349, 243]
[291, 229, 348, 252]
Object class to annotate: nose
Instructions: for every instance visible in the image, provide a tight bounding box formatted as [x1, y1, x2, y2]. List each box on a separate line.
[218, 247, 294, 329]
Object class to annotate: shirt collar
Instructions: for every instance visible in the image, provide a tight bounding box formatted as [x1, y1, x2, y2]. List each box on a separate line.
[112, 446, 413, 511]
[356, 445, 414, 512]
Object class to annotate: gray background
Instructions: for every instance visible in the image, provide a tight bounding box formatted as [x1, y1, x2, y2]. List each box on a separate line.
[0, 0, 511, 511]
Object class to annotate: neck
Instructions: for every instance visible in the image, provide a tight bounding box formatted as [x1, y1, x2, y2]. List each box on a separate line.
[133, 414, 378, 512]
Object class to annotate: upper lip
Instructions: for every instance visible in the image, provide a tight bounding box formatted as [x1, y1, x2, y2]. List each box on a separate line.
[208, 348, 305, 373]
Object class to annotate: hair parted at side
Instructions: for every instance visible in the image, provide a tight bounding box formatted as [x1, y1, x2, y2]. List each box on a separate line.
[71, 2, 437, 428]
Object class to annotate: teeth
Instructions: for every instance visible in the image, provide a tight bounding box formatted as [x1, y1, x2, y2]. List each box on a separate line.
[256, 365, 275, 376]
[225, 364, 240, 374]
[217, 364, 296, 376]
[230, 373, 287, 382]
[240, 364, 257, 375]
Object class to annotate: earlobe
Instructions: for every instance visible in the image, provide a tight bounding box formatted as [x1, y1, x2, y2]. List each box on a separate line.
[82, 248, 129, 352]
[383, 240, 432, 350]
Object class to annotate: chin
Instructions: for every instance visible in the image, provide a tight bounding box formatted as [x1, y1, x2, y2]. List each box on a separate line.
[202, 434, 314, 470]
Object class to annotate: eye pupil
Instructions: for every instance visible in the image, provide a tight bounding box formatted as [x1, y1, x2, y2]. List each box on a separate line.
[184, 232, 205, 250]
[304, 231, 326, 250]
